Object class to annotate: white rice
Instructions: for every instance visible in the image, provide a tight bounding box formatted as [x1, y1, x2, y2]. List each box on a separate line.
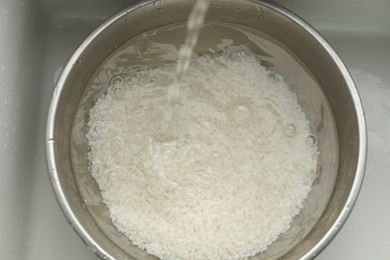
[87, 51, 318, 260]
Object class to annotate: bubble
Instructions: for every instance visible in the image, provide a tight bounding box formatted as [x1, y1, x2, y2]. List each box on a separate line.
[124, 18, 129, 23]
[93, 126, 99, 132]
[107, 170, 118, 183]
[236, 8, 241, 11]
[87, 146, 91, 152]
[267, 73, 279, 83]
[110, 75, 124, 87]
[82, 199, 92, 209]
[252, 170, 265, 184]
[211, 150, 219, 158]
[236, 105, 250, 120]
[147, 175, 180, 200]
[227, 97, 253, 125]
[112, 139, 121, 149]
[113, 87, 124, 99]
[48, 138, 55, 144]
[306, 134, 318, 147]
[284, 124, 297, 137]
[157, 7, 162, 11]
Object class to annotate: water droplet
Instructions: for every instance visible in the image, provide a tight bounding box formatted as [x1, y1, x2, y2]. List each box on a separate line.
[125, 18, 129, 23]
[267, 73, 279, 83]
[236, 8, 240, 11]
[50, 169, 59, 182]
[87, 146, 91, 152]
[284, 124, 297, 137]
[76, 59, 82, 64]
[157, 7, 162, 11]
[84, 199, 92, 206]
[48, 138, 55, 144]
[334, 222, 341, 230]
[306, 134, 318, 147]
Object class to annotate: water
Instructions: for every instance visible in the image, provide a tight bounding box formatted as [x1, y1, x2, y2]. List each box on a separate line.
[83, 20, 323, 147]
[174, 0, 210, 83]
[160, 0, 211, 142]
[86, 50, 320, 259]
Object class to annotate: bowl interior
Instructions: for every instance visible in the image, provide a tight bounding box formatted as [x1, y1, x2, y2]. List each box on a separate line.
[49, 1, 361, 259]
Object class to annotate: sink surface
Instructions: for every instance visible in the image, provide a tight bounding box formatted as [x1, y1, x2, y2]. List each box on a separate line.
[1, 0, 389, 259]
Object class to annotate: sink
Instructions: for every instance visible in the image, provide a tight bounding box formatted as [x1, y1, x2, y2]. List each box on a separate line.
[1, 0, 389, 259]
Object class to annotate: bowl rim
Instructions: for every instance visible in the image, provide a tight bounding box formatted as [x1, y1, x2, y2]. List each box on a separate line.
[263, 1, 367, 258]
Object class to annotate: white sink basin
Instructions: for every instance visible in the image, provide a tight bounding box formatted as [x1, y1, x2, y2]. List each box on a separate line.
[1, 0, 389, 259]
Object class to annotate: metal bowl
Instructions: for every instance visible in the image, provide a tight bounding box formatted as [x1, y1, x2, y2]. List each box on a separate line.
[46, 0, 367, 259]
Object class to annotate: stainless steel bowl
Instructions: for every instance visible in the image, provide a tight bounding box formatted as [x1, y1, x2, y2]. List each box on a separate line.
[46, 0, 367, 259]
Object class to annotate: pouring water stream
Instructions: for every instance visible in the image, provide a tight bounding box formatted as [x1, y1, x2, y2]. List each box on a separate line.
[155, 0, 210, 142]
